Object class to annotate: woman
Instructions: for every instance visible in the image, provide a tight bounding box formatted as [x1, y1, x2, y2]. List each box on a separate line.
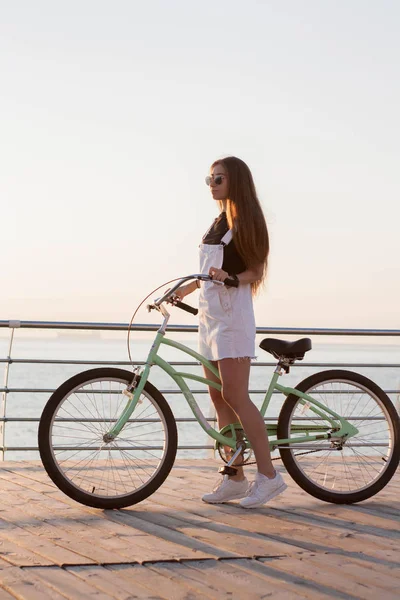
[176, 156, 286, 508]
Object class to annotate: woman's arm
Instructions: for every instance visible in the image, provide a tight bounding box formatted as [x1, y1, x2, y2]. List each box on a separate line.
[209, 264, 264, 285]
[174, 280, 199, 300]
[236, 264, 264, 285]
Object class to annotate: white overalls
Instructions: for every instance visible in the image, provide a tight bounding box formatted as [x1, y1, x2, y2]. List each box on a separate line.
[198, 229, 256, 361]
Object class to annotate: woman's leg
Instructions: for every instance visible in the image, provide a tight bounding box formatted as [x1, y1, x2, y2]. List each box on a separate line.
[203, 362, 245, 481]
[218, 358, 276, 479]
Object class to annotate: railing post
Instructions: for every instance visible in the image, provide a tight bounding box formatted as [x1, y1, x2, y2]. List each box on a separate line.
[1, 322, 18, 461]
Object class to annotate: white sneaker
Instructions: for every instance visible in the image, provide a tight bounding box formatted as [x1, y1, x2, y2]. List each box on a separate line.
[202, 477, 249, 504]
[240, 471, 287, 508]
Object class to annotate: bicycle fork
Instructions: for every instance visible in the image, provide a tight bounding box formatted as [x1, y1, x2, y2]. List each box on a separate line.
[103, 366, 149, 443]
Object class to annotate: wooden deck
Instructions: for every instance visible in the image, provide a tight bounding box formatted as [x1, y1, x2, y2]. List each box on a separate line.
[0, 460, 398, 600]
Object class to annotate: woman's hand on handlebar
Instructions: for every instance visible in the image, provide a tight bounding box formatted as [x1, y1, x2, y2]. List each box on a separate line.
[209, 268, 239, 288]
[209, 267, 229, 282]
[173, 286, 189, 301]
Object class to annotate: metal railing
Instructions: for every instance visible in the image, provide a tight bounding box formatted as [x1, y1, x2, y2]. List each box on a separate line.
[1, 319, 399, 460]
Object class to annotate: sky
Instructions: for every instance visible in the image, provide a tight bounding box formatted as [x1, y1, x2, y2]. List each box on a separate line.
[1, 1, 399, 330]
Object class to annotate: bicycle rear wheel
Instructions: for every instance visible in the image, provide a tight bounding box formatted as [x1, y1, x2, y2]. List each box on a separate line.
[39, 368, 177, 509]
[277, 370, 400, 503]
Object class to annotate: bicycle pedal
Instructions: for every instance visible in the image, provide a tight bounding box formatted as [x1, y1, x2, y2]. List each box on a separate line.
[218, 466, 238, 476]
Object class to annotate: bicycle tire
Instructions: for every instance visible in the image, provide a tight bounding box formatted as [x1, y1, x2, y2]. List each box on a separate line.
[38, 368, 178, 509]
[277, 369, 400, 504]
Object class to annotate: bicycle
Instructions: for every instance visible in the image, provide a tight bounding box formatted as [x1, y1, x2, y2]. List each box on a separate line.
[38, 274, 400, 509]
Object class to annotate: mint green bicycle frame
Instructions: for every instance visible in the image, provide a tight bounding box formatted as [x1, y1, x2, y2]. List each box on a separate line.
[108, 330, 358, 452]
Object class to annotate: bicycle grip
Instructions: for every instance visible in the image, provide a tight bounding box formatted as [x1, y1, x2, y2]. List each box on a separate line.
[175, 300, 199, 315]
[224, 277, 239, 288]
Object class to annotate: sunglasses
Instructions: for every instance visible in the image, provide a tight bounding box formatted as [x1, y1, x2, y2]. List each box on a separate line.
[205, 175, 225, 186]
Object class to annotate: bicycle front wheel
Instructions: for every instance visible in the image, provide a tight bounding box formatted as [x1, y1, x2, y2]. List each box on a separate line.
[277, 370, 400, 503]
[39, 368, 177, 509]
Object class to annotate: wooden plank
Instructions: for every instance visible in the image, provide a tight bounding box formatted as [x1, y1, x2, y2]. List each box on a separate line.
[257, 511, 400, 561]
[107, 532, 213, 563]
[0, 504, 96, 567]
[0, 468, 52, 494]
[178, 558, 311, 600]
[30, 516, 141, 563]
[151, 559, 248, 600]
[145, 560, 231, 600]
[273, 496, 400, 531]
[0, 535, 54, 568]
[341, 502, 400, 522]
[67, 565, 164, 600]
[108, 563, 207, 600]
[281, 503, 400, 539]
[31, 566, 116, 600]
[247, 557, 362, 600]
[304, 553, 400, 592]
[0, 564, 66, 600]
[227, 558, 337, 600]
[146, 562, 222, 600]
[174, 559, 260, 599]
[258, 555, 399, 600]
[0, 589, 15, 600]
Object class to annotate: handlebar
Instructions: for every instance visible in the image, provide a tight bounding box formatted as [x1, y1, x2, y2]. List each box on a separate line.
[173, 299, 199, 316]
[146, 273, 239, 316]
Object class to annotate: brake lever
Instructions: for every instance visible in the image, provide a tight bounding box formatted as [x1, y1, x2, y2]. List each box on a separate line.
[166, 294, 178, 305]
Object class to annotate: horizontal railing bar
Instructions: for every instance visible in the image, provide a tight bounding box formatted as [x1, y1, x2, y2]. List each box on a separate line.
[0, 446, 216, 452]
[0, 388, 200, 394]
[1, 358, 399, 368]
[0, 416, 386, 423]
[0, 359, 201, 366]
[7, 419, 198, 425]
[1, 388, 398, 395]
[1, 320, 400, 336]
[273, 443, 389, 449]
[0, 359, 197, 365]
[0, 443, 389, 452]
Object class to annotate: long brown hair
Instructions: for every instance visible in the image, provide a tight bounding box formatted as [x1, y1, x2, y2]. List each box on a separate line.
[212, 156, 269, 295]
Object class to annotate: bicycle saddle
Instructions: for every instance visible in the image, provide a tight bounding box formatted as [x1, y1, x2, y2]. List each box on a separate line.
[259, 338, 312, 360]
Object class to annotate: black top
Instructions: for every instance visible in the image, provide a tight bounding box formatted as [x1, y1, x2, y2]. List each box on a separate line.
[202, 212, 246, 275]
